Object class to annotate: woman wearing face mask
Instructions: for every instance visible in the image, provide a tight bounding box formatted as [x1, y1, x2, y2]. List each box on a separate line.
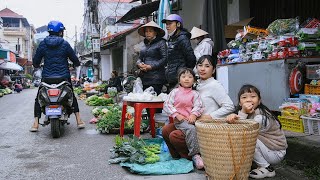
[190, 27, 214, 61]
[190, 27, 214, 75]
[161, 14, 196, 91]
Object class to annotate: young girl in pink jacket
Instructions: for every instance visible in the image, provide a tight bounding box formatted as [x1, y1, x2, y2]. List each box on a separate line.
[163, 68, 204, 169]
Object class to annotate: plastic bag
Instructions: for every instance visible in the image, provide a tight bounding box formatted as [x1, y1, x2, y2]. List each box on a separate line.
[144, 86, 157, 96]
[267, 18, 299, 35]
[133, 77, 143, 93]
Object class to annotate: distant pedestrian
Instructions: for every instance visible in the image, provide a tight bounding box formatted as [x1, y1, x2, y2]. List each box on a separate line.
[226, 84, 287, 179]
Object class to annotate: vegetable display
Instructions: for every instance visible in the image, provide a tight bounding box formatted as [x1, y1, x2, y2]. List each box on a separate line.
[85, 95, 113, 106]
[95, 105, 147, 133]
[109, 135, 161, 164]
[74, 87, 82, 95]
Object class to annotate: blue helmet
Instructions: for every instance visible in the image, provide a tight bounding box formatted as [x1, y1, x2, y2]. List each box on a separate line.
[47, 20, 66, 33]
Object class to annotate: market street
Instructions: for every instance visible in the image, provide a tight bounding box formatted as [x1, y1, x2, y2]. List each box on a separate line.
[0, 88, 207, 180]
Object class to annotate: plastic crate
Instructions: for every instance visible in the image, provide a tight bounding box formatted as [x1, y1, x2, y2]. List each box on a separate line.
[278, 116, 304, 133]
[306, 65, 320, 80]
[301, 116, 320, 135]
[304, 84, 320, 95]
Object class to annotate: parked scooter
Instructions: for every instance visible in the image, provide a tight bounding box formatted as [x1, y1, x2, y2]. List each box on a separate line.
[37, 78, 74, 138]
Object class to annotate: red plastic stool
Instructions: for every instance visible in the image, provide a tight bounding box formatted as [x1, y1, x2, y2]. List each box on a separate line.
[120, 101, 173, 138]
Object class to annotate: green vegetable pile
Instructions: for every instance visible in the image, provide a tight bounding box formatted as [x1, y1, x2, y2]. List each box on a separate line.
[95, 105, 147, 134]
[95, 83, 107, 92]
[96, 105, 121, 133]
[85, 95, 113, 106]
[109, 135, 161, 164]
[74, 87, 83, 95]
[0, 88, 12, 97]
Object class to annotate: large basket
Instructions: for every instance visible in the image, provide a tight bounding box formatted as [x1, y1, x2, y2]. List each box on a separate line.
[195, 119, 259, 180]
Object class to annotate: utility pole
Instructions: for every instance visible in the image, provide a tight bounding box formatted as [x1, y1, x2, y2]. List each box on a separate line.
[74, 26, 77, 54]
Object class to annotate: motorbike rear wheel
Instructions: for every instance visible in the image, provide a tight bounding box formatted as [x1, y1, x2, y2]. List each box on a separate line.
[51, 118, 61, 138]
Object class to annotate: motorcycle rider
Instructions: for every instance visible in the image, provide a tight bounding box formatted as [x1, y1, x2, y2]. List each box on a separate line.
[30, 20, 85, 132]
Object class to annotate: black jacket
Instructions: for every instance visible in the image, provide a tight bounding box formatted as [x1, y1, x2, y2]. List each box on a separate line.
[107, 76, 122, 92]
[138, 37, 167, 86]
[166, 29, 196, 84]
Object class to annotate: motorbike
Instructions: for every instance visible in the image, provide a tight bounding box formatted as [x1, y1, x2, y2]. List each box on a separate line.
[37, 78, 74, 138]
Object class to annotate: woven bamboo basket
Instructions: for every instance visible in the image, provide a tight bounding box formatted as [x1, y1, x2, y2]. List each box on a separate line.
[195, 119, 259, 180]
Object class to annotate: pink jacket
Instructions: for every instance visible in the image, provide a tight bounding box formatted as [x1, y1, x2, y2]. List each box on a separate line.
[164, 86, 203, 118]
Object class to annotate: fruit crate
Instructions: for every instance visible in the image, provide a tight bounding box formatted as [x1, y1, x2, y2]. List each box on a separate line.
[301, 116, 320, 135]
[278, 116, 304, 133]
[304, 84, 320, 95]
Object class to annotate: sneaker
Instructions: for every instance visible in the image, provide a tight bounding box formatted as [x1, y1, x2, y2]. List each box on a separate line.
[249, 165, 276, 179]
[192, 154, 204, 169]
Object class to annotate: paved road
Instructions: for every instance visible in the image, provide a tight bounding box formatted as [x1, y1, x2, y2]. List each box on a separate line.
[0, 88, 310, 180]
[0, 88, 206, 180]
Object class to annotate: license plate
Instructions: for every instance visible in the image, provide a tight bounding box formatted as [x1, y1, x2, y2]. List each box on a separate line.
[45, 107, 62, 116]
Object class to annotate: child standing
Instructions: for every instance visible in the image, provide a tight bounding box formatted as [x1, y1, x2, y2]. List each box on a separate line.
[226, 84, 287, 179]
[163, 68, 204, 169]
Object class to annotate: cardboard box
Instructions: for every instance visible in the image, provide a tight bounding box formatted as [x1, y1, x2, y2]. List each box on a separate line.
[224, 17, 254, 39]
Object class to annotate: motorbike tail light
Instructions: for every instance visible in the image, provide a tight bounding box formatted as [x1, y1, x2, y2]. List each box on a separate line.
[49, 105, 60, 108]
[47, 89, 60, 97]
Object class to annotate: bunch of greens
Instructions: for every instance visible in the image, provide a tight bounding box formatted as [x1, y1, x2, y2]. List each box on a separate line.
[109, 135, 160, 164]
[74, 87, 83, 95]
[95, 83, 107, 92]
[85, 95, 113, 106]
[0, 88, 12, 95]
[96, 105, 121, 133]
[91, 107, 110, 117]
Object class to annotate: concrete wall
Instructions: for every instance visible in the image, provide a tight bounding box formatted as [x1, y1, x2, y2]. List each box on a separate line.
[227, 0, 250, 24]
[125, 30, 144, 74]
[178, 0, 205, 30]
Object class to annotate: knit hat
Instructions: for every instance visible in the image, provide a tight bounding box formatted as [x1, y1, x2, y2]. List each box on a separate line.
[190, 27, 209, 39]
[138, 21, 165, 37]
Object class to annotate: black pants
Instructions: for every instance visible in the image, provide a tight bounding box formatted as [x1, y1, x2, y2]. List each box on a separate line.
[34, 78, 79, 118]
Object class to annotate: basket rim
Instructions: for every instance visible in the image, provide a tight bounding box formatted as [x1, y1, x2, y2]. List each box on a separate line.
[196, 118, 259, 125]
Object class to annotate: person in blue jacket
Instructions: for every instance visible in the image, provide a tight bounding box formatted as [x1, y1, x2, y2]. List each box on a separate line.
[30, 20, 85, 132]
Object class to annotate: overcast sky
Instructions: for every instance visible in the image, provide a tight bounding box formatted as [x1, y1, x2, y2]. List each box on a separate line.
[0, 0, 84, 44]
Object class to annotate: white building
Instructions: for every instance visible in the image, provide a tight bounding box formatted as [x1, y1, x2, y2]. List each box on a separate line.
[0, 8, 35, 74]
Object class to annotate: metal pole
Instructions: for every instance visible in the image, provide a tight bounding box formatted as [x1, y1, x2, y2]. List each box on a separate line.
[92, 38, 94, 81]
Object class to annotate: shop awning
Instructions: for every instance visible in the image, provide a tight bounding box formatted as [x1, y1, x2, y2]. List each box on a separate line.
[101, 25, 141, 49]
[116, 1, 160, 23]
[0, 61, 23, 71]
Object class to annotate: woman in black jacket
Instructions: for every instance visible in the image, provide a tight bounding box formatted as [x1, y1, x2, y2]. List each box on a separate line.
[136, 21, 167, 96]
[105, 70, 122, 93]
[161, 14, 196, 91]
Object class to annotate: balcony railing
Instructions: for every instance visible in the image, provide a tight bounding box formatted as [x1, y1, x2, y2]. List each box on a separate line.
[3, 27, 26, 36]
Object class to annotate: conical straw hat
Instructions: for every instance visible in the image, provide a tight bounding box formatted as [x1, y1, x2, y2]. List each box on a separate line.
[138, 21, 165, 37]
[190, 27, 209, 39]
